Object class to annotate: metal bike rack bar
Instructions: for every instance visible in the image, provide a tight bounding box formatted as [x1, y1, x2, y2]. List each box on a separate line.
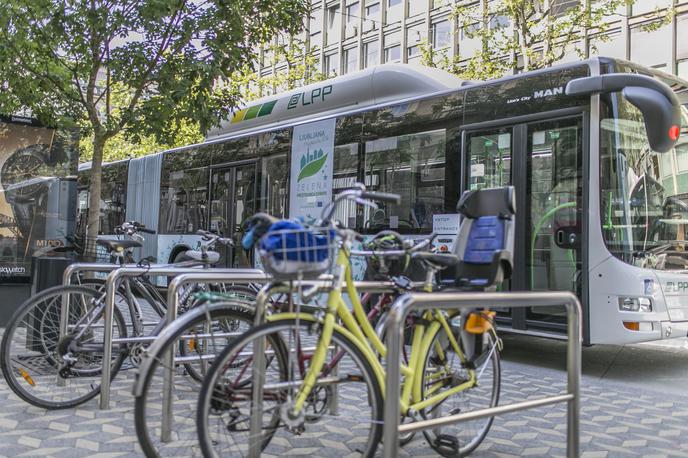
[100, 266, 267, 410]
[382, 291, 582, 458]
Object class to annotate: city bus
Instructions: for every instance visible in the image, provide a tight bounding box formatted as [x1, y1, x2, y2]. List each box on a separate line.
[78, 59, 688, 345]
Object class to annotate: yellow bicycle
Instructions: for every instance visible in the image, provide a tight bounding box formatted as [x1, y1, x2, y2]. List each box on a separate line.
[196, 184, 511, 457]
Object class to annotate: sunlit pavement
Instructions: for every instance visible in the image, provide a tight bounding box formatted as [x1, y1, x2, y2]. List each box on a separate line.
[0, 330, 686, 457]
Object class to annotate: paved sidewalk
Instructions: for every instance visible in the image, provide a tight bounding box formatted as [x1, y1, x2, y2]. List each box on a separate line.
[0, 351, 687, 457]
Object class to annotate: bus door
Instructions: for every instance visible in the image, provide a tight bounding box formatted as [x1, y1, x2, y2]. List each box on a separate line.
[209, 162, 257, 268]
[465, 116, 583, 332]
[524, 118, 583, 328]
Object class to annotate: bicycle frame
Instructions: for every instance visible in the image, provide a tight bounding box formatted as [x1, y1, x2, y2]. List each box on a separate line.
[268, 237, 481, 417]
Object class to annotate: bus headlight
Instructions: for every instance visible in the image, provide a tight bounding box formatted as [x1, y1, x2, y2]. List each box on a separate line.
[618, 297, 653, 312]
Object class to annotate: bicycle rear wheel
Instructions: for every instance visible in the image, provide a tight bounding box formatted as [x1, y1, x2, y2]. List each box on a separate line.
[420, 320, 501, 457]
[134, 301, 254, 457]
[0, 285, 127, 409]
[196, 318, 384, 458]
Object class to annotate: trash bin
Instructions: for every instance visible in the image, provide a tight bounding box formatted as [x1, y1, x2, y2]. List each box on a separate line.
[31, 255, 74, 295]
[27, 256, 74, 351]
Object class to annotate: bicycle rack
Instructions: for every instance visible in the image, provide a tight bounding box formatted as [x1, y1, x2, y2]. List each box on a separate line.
[98, 266, 268, 410]
[382, 291, 582, 458]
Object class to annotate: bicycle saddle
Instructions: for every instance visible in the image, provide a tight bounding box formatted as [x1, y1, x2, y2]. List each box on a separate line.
[412, 252, 459, 270]
[96, 238, 142, 252]
[177, 249, 221, 264]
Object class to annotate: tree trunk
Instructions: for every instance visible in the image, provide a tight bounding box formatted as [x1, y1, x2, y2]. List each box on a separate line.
[85, 133, 106, 261]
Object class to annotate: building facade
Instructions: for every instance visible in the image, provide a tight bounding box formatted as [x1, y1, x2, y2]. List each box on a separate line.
[256, 0, 688, 85]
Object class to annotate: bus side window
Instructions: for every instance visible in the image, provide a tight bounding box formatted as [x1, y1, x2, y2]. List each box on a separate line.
[362, 129, 446, 232]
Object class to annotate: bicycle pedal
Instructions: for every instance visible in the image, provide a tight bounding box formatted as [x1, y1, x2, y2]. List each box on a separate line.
[434, 434, 459, 455]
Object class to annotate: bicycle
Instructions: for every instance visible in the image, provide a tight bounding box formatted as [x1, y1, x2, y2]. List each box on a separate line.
[132, 243, 432, 458]
[0, 221, 238, 409]
[195, 184, 512, 457]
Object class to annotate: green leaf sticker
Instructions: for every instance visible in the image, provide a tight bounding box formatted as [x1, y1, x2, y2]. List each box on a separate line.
[297, 153, 327, 182]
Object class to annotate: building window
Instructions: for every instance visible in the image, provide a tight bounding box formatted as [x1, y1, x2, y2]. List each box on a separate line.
[407, 0, 424, 17]
[384, 44, 401, 62]
[431, 19, 451, 49]
[677, 60, 688, 79]
[551, 0, 578, 17]
[589, 30, 624, 58]
[407, 25, 423, 58]
[678, 14, 688, 61]
[325, 53, 340, 76]
[366, 2, 380, 19]
[364, 41, 379, 67]
[630, 22, 671, 69]
[461, 22, 480, 40]
[386, 0, 402, 24]
[346, 2, 359, 23]
[309, 7, 322, 37]
[364, 2, 380, 32]
[326, 4, 341, 46]
[343, 47, 359, 74]
[489, 15, 510, 29]
[631, 0, 672, 16]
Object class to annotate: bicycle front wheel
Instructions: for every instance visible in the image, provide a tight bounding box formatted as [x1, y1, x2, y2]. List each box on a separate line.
[420, 322, 501, 457]
[0, 285, 127, 409]
[196, 318, 384, 458]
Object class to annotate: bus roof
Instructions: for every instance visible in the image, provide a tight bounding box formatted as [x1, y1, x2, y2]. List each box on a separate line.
[205, 64, 468, 141]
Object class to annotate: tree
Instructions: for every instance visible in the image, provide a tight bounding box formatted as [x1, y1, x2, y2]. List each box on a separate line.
[424, 0, 674, 80]
[0, 0, 308, 252]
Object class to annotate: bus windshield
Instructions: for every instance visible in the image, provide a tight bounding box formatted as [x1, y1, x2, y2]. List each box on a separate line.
[600, 93, 688, 270]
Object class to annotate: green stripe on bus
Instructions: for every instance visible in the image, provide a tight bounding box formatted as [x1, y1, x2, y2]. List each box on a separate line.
[244, 105, 261, 120]
[257, 100, 277, 117]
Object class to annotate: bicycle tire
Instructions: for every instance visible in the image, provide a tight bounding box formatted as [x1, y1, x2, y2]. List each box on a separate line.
[134, 301, 255, 457]
[196, 318, 384, 458]
[1, 285, 128, 409]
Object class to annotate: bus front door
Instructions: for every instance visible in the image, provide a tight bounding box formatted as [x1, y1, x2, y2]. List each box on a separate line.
[210, 162, 257, 268]
[524, 118, 583, 329]
[465, 116, 584, 333]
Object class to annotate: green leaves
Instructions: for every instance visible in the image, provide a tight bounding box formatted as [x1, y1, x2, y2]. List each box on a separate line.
[297, 153, 327, 182]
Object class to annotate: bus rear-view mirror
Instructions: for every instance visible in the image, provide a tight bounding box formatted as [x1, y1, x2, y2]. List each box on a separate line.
[565, 73, 681, 153]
